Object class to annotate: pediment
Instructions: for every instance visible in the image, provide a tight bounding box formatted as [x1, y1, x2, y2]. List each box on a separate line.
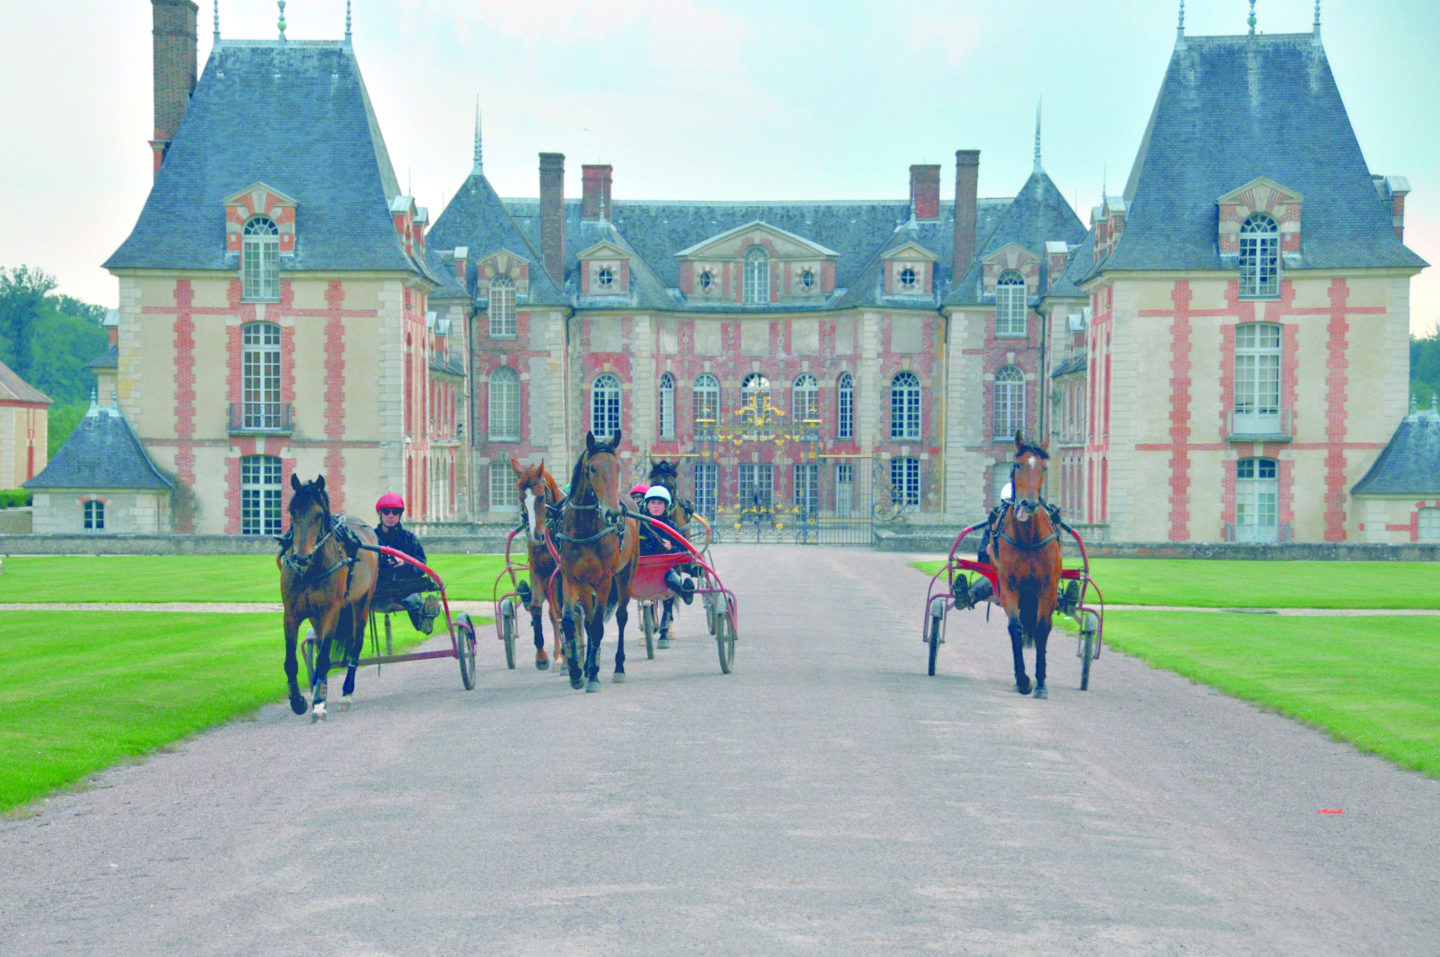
[477, 249, 533, 273]
[576, 240, 631, 261]
[981, 242, 1041, 270]
[1217, 177, 1305, 208]
[676, 221, 839, 261]
[883, 240, 938, 263]
[223, 182, 299, 210]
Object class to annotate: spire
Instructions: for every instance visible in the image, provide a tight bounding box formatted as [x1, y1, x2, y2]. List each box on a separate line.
[1176, 0, 1185, 46]
[1313, 0, 1321, 42]
[346, 0, 352, 43]
[472, 99, 483, 175]
[1248, 0, 1257, 36]
[277, 0, 287, 41]
[213, 0, 220, 42]
[1033, 99, 1042, 173]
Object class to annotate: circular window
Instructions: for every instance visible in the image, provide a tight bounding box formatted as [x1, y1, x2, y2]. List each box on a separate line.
[899, 266, 917, 290]
[800, 269, 816, 291]
[597, 266, 614, 288]
[699, 270, 713, 290]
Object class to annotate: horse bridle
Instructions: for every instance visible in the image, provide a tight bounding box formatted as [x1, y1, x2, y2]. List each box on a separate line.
[551, 449, 629, 547]
[283, 510, 363, 594]
[995, 457, 1060, 551]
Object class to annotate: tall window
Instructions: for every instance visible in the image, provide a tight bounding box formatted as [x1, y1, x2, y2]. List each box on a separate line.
[488, 366, 520, 441]
[83, 499, 105, 531]
[996, 270, 1026, 337]
[891, 457, 920, 507]
[1235, 458, 1278, 542]
[694, 463, 718, 519]
[835, 463, 855, 516]
[837, 373, 854, 440]
[1239, 214, 1280, 298]
[1419, 506, 1440, 542]
[242, 321, 281, 430]
[488, 461, 515, 512]
[993, 365, 1025, 438]
[738, 463, 773, 514]
[659, 373, 675, 440]
[240, 455, 283, 535]
[242, 216, 280, 300]
[744, 247, 770, 304]
[488, 276, 517, 337]
[591, 373, 621, 440]
[890, 371, 921, 440]
[792, 374, 818, 426]
[693, 374, 720, 431]
[741, 373, 772, 423]
[1234, 323, 1281, 434]
[794, 463, 819, 516]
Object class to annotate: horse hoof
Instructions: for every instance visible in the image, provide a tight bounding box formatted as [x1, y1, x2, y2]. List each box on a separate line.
[289, 694, 307, 715]
[657, 637, 670, 649]
[311, 703, 327, 723]
[585, 679, 601, 693]
[1033, 686, 1048, 699]
[535, 655, 550, 672]
[337, 695, 354, 711]
[1014, 680, 1032, 696]
[612, 672, 626, 684]
[569, 677, 585, 690]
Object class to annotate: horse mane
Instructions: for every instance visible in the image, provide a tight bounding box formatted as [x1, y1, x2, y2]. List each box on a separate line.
[1014, 442, 1050, 462]
[648, 459, 679, 484]
[539, 467, 561, 503]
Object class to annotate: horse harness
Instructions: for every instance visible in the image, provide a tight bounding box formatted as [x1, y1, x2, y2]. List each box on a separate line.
[990, 498, 1067, 552]
[281, 513, 368, 598]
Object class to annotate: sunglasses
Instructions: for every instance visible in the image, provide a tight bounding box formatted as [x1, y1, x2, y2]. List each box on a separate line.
[379, 508, 403, 516]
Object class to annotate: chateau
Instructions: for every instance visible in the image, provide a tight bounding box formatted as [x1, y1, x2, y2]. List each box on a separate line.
[61, 1, 1436, 543]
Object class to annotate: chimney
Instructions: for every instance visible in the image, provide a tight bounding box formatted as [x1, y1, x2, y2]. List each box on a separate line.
[539, 153, 566, 285]
[582, 165, 613, 222]
[151, 0, 199, 177]
[910, 164, 940, 222]
[1376, 175, 1411, 243]
[952, 150, 980, 283]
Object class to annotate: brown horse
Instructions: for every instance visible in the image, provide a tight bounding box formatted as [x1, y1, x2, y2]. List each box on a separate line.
[550, 431, 639, 692]
[279, 474, 379, 720]
[989, 431, 1062, 698]
[510, 457, 563, 670]
[647, 458, 698, 646]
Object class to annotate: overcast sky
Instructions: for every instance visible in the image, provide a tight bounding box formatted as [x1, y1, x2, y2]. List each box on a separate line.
[2, 0, 1436, 335]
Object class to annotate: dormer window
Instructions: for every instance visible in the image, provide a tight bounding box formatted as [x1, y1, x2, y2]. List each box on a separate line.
[996, 270, 1026, 336]
[699, 269, 714, 291]
[242, 217, 280, 300]
[597, 266, 615, 290]
[744, 247, 770, 304]
[1239, 214, 1280, 299]
[800, 268, 816, 292]
[898, 266, 918, 291]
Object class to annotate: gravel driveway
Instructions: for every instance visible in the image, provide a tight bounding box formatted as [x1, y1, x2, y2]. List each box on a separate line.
[2, 545, 1437, 956]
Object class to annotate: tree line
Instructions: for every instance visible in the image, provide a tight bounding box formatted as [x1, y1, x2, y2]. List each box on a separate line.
[1410, 325, 1440, 414]
[0, 265, 110, 460]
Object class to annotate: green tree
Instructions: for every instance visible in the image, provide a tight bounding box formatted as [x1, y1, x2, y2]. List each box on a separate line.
[0, 265, 55, 378]
[1411, 328, 1440, 412]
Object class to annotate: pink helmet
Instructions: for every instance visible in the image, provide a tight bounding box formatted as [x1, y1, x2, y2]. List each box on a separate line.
[375, 492, 405, 513]
[630, 483, 649, 496]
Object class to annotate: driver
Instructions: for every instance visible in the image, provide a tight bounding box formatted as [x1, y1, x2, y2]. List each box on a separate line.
[637, 486, 695, 604]
[374, 492, 439, 634]
[960, 482, 1011, 608]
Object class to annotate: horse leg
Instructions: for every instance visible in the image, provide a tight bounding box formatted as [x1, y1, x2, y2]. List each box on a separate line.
[561, 604, 584, 690]
[612, 600, 628, 684]
[1031, 616, 1052, 699]
[312, 630, 333, 722]
[529, 600, 551, 671]
[658, 597, 675, 648]
[584, 609, 605, 694]
[283, 612, 307, 715]
[339, 606, 362, 705]
[1007, 614, 1031, 695]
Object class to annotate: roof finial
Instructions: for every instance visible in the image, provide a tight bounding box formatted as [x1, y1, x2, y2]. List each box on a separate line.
[1248, 0, 1257, 35]
[473, 99, 483, 175]
[1313, 0, 1321, 41]
[277, 0, 287, 41]
[213, 0, 220, 42]
[1033, 98, 1042, 173]
[346, 0, 352, 41]
[1177, 0, 1185, 41]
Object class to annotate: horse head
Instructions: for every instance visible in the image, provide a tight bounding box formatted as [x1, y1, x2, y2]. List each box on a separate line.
[286, 473, 334, 575]
[573, 430, 624, 515]
[511, 457, 559, 536]
[648, 458, 680, 495]
[1009, 430, 1050, 524]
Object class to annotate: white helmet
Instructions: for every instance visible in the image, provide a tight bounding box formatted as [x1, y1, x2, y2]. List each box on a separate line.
[644, 486, 672, 505]
[1002, 482, 1014, 500]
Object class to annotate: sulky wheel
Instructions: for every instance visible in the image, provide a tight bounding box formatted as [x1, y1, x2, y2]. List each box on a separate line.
[715, 602, 735, 674]
[927, 598, 947, 677]
[1078, 610, 1099, 691]
[641, 603, 656, 660]
[455, 613, 477, 691]
[499, 598, 518, 670]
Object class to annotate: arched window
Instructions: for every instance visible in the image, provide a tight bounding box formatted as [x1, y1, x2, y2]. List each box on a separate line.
[996, 270, 1026, 337]
[792, 373, 818, 425]
[1235, 458, 1279, 542]
[741, 373, 771, 424]
[241, 321, 281, 430]
[993, 366, 1025, 438]
[658, 373, 675, 440]
[241, 455, 283, 535]
[488, 276, 516, 337]
[837, 373, 854, 440]
[1240, 214, 1280, 298]
[890, 371, 921, 440]
[488, 366, 520, 441]
[242, 216, 280, 300]
[591, 373, 622, 440]
[693, 374, 719, 431]
[744, 247, 770, 304]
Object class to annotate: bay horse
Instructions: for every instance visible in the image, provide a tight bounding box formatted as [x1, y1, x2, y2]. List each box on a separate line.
[988, 431, 1062, 698]
[647, 458, 697, 646]
[279, 474, 379, 720]
[510, 457, 563, 670]
[549, 431, 638, 692]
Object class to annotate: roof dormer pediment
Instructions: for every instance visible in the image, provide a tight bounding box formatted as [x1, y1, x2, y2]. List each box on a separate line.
[224, 183, 299, 212]
[1217, 177, 1305, 209]
[982, 242, 1041, 270]
[676, 221, 839, 261]
[576, 240, 631, 261]
[883, 240, 939, 263]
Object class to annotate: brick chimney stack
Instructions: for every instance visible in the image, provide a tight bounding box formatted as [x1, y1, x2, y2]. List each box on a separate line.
[151, 0, 199, 178]
[582, 165, 613, 222]
[539, 153, 566, 285]
[952, 150, 980, 284]
[910, 165, 940, 222]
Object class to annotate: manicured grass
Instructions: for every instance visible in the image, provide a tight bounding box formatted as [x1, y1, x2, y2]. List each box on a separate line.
[911, 557, 1440, 610]
[0, 554, 514, 604]
[1100, 611, 1440, 778]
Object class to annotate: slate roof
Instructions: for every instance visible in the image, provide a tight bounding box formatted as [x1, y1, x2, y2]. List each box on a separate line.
[24, 401, 172, 491]
[105, 40, 433, 282]
[1350, 407, 1440, 495]
[0, 359, 50, 404]
[1101, 32, 1427, 274]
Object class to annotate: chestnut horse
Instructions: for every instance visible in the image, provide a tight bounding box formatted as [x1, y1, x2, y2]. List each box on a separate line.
[510, 457, 563, 670]
[549, 431, 639, 692]
[988, 432, 1062, 698]
[647, 458, 698, 646]
[279, 474, 379, 720]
